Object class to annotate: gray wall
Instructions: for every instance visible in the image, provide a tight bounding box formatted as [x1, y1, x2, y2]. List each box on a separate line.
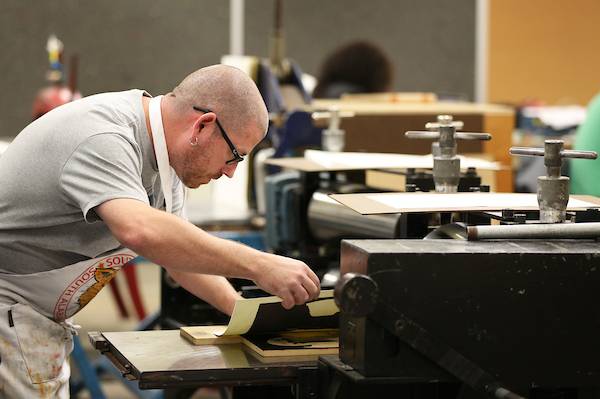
[0, 0, 474, 139]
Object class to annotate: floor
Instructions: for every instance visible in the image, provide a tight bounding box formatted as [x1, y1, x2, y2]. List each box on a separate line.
[72, 260, 222, 399]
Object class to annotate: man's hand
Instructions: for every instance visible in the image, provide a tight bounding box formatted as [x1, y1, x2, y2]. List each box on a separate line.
[253, 254, 321, 310]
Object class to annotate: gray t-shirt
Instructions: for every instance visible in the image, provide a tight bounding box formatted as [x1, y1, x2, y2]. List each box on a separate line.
[0, 89, 184, 274]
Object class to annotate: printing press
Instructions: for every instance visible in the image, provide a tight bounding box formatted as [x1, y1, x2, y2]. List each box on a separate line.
[91, 117, 600, 398]
[328, 139, 600, 398]
[264, 114, 495, 278]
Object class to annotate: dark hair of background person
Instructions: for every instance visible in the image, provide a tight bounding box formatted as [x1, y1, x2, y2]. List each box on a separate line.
[312, 40, 394, 99]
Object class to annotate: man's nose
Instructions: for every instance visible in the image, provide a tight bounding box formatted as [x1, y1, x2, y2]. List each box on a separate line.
[222, 163, 238, 178]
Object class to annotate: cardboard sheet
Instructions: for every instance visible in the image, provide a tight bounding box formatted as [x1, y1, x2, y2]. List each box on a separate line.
[264, 150, 501, 172]
[180, 325, 242, 345]
[330, 192, 600, 215]
[180, 290, 339, 357]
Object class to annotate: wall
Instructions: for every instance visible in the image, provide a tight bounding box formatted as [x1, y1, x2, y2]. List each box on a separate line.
[0, 0, 475, 139]
[488, 0, 600, 105]
[245, 0, 475, 98]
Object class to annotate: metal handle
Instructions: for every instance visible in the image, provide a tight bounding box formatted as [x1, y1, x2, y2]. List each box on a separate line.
[454, 132, 492, 141]
[511, 141, 597, 176]
[405, 131, 440, 139]
[510, 147, 597, 160]
[509, 147, 544, 157]
[561, 149, 597, 159]
[405, 131, 491, 141]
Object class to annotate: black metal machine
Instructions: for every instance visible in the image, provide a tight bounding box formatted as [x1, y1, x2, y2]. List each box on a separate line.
[333, 239, 600, 398]
[323, 139, 600, 399]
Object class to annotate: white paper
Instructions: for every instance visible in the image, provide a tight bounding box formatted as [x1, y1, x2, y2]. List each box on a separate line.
[522, 105, 587, 130]
[367, 193, 596, 211]
[304, 149, 500, 171]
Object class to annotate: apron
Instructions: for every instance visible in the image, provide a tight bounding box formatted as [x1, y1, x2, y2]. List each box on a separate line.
[0, 94, 175, 398]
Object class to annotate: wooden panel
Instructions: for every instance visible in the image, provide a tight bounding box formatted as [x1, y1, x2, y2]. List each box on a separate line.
[342, 114, 484, 155]
[341, 113, 514, 192]
[483, 112, 516, 192]
[489, 0, 600, 105]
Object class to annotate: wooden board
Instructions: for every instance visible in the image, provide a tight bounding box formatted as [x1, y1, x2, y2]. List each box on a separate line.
[330, 192, 600, 215]
[179, 325, 241, 345]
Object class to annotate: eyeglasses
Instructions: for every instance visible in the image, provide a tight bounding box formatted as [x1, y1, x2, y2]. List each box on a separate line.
[192, 106, 245, 164]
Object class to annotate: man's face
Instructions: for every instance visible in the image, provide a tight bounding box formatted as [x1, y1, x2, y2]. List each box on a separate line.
[176, 122, 262, 189]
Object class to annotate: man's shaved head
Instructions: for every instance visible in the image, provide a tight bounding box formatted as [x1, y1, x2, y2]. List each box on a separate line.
[171, 65, 268, 139]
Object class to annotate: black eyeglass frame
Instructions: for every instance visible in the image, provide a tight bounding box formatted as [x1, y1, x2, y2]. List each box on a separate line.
[193, 106, 245, 164]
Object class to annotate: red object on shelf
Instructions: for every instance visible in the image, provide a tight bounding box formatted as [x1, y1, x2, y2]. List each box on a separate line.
[31, 84, 81, 120]
[32, 45, 81, 120]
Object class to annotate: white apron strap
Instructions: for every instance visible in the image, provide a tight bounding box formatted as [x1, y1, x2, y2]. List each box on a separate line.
[148, 95, 175, 214]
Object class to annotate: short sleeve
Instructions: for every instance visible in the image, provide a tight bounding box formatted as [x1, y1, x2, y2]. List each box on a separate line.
[60, 133, 150, 222]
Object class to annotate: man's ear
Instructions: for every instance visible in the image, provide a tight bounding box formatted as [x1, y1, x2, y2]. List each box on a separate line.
[199, 111, 217, 126]
[196, 113, 216, 132]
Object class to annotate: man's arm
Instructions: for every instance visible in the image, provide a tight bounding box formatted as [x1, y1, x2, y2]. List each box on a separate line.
[167, 270, 241, 316]
[96, 198, 320, 309]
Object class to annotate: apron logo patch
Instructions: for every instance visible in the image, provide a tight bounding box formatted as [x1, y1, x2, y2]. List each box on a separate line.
[77, 267, 119, 309]
[53, 254, 134, 321]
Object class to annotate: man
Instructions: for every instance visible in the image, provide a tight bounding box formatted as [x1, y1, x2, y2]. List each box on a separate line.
[0, 64, 320, 398]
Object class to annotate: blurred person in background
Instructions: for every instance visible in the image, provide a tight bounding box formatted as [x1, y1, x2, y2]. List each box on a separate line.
[312, 40, 393, 99]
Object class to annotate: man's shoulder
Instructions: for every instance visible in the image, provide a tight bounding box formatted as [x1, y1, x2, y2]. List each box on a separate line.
[70, 89, 148, 137]
[84, 89, 147, 103]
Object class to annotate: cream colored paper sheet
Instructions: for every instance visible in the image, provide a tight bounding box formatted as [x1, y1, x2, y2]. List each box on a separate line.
[216, 290, 336, 336]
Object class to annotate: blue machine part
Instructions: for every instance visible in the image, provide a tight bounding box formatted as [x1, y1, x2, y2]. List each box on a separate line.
[265, 171, 300, 251]
[279, 182, 301, 245]
[272, 111, 323, 159]
[256, 59, 311, 116]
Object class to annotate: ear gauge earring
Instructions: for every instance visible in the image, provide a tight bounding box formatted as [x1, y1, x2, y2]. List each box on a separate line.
[190, 137, 199, 146]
